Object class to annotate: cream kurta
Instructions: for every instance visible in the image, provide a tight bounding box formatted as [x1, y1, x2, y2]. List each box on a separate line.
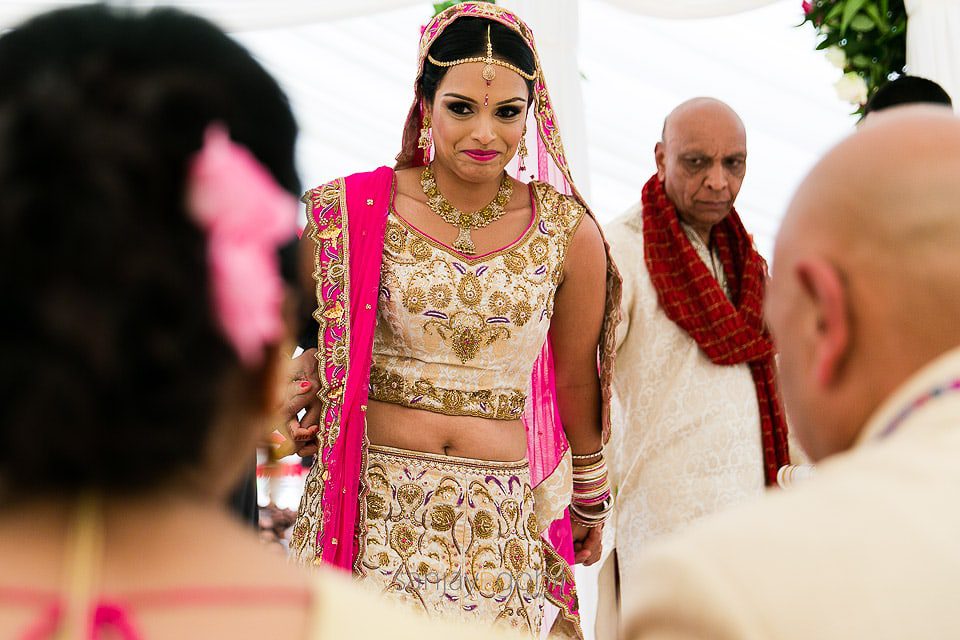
[602, 204, 765, 614]
[623, 345, 960, 640]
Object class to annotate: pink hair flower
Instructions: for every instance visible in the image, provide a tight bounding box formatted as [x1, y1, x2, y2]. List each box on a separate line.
[186, 125, 298, 366]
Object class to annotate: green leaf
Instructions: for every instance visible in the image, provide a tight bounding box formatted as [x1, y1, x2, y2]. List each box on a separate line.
[850, 14, 876, 31]
[826, 2, 845, 22]
[432, 0, 494, 15]
[864, 4, 888, 31]
[852, 54, 872, 68]
[841, 0, 869, 33]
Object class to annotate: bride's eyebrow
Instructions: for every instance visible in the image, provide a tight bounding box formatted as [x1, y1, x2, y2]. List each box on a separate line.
[441, 92, 477, 104]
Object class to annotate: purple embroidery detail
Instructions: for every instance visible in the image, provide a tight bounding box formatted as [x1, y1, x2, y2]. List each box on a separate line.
[486, 475, 506, 491]
[476, 265, 488, 276]
[879, 378, 960, 439]
[487, 316, 510, 324]
[453, 263, 467, 274]
[539, 221, 549, 235]
[411, 396, 424, 403]
[424, 310, 448, 320]
[535, 265, 547, 275]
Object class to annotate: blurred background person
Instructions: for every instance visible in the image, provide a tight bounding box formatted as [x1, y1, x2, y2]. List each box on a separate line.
[862, 75, 953, 121]
[0, 6, 507, 639]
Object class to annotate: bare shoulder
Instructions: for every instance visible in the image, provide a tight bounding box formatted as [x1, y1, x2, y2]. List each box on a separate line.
[394, 166, 422, 190]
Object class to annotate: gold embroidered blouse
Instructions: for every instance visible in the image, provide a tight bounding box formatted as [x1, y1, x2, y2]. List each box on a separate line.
[369, 181, 584, 420]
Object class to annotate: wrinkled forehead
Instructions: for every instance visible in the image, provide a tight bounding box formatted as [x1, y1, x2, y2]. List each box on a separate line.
[664, 108, 746, 153]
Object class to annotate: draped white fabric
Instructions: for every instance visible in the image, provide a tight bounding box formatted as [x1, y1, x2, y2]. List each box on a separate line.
[905, 0, 960, 111]
[0, 1, 422, 31]
[0, 0, 783, 31]
[600, 0, 779, 19]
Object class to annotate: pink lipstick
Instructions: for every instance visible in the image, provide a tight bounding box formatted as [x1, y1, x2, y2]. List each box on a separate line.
[464, 149, 500, 162]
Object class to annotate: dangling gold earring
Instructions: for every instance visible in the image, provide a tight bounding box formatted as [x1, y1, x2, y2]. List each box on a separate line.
[418, 113, 432, 155]
[517, 128, 528, 172]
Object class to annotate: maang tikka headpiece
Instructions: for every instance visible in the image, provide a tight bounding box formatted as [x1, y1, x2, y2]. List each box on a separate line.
[427, 24, 537, 85]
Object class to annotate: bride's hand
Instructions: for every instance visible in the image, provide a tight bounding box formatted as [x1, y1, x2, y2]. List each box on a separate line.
[278, 348, 321, 457]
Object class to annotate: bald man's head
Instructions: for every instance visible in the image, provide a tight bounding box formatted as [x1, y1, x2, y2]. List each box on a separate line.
[655, 98, 747, 242]
[767, 107, 960, 461]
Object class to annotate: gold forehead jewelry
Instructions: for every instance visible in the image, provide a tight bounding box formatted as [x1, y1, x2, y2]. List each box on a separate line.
[427, 24, 537, 85]
[420, 164, 512, 255]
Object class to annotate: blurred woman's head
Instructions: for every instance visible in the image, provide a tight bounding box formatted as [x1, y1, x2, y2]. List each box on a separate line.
[0, 5, 299, 501]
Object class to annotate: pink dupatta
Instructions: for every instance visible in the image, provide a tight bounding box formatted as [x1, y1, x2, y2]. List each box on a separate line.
[291, 5, 622, 638]
[291, 167, 393, 570]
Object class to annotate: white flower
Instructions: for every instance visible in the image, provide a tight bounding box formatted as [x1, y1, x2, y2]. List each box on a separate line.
[834, 72, 868, 105]
[825, 46, 846, 70]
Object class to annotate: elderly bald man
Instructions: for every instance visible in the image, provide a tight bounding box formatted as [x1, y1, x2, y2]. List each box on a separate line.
[597, 98, 791, 637]
[623, 107, 960, 640]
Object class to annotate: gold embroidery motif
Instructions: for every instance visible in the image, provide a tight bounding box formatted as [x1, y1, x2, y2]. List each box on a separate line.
[429, 284, 451, 308]
[510, 300, 533, 327]
[504, 251, 527, 274]
[409, 237, 432, 261]
[457, 273, 483, 307]
[429, 504, 457, 531]
[473, 510, 496, 539]
[385, 222, 406, 253]
[402, 285, 427, 314]
[425, 312, 510, 364]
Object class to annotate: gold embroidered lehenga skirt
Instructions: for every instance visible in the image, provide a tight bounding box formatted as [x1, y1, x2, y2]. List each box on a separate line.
[360, 445, 545, 636]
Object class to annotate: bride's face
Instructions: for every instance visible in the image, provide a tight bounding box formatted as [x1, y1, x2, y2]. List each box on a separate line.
[427, 61, 529, 184]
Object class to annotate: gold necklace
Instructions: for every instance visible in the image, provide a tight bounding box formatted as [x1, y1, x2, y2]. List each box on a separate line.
[420, 164, 513, 255]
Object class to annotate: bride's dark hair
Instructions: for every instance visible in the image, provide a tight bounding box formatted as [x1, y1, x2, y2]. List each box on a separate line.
[420, 17, 536, 105]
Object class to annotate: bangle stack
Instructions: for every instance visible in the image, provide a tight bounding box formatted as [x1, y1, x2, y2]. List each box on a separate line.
[570, 450, 614, 528]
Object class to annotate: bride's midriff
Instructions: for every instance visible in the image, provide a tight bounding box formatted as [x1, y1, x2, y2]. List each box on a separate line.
[365, 399, 527, 461]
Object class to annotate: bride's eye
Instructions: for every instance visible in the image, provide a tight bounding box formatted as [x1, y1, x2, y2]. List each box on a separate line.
[496, 105, 522, 119]
[446, 101, 474, 116]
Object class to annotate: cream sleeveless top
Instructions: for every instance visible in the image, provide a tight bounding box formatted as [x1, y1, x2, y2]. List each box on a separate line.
[369, 181, 584, 420]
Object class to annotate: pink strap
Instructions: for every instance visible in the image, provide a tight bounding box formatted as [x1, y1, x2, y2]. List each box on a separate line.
[91, 603, 142, 640]
[19, 601, 141, 640]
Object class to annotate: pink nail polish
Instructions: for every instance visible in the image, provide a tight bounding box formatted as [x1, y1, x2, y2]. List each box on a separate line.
[299, 381, 311, 390]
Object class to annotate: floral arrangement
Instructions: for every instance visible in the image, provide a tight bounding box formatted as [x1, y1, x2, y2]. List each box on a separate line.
[801, 0, 907, 115]
[433, 0, 495, 16]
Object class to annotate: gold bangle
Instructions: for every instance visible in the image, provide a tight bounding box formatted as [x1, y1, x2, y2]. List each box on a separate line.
[572, 459, 607, 473]
[571, 450, 603, 461]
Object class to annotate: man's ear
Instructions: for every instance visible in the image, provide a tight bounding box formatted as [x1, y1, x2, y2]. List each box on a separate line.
[654, 142, 667, 181]
[795, 258, 849, 388]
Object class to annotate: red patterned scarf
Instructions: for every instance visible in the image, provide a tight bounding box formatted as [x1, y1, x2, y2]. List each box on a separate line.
[641, 174, 789, 485]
